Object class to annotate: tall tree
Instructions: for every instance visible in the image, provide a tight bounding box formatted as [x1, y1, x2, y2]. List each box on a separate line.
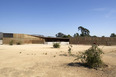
[78, 26, 90, 36]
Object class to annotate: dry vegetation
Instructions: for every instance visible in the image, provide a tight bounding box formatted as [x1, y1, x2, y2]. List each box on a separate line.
[0, 44, 116, 77]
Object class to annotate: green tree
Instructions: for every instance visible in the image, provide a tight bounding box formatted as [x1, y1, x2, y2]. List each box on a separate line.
[102, 36, 105, 37]
[56, 32, 72, 38]
[67, 34, 72, 38]
[73, 33, 79, 37]
[56, 32, 65, 37]
[92, 35, 97, 37]
[78, 26, 90, 37]
[110, 33, 116, 37]
[63, 34, 72, 38]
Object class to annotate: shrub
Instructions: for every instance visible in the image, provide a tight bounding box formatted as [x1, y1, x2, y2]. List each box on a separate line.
[53, 43, 60, 48]
[9, 40, 14, 45]
[16, 41, 21, 45]
[75, 44, 104, 68]
[68, 45, 73, 55]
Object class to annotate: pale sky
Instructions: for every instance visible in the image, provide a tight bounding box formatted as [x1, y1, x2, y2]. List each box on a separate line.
[0, 0, 116, 37]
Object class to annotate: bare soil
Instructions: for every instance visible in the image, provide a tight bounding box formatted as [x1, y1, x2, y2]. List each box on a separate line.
[0, 44, 116, 77]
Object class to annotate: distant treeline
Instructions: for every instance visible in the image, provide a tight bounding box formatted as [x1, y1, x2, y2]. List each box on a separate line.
[55, 26, 116, 38]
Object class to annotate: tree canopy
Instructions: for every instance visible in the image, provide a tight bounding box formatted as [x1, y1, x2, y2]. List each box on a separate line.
[55, 26, 115, 38]
[73, 33, 79, 37]
[78, 26, 90, 37]
[56, 32, 65, 37]
[110, 33, 116, 37]
[56, 32, 72, 38]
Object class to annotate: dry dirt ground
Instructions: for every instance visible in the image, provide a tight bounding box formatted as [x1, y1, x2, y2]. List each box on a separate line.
[0, 44, 116, 77]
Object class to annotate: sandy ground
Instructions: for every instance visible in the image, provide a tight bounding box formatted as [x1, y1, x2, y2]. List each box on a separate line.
[0, 44, 116, 77]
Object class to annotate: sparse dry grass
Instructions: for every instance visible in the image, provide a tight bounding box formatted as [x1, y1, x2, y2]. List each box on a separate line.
[0, 44, 116, 77]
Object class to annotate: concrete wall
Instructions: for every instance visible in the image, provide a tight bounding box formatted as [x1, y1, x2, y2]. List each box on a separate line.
[45, 42, 69, 45]
[0, 40, 2, 45]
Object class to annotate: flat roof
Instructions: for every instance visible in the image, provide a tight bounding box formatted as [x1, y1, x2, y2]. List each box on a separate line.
[31, 35, 69, 39]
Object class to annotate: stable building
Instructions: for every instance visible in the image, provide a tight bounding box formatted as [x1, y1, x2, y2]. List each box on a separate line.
[33, 36, 69, 45]
[0, 32, 69, 45]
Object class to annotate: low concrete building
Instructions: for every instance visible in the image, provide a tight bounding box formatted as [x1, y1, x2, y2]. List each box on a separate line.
[43, 37, 69, 45]
[39, 37, 69, 45]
